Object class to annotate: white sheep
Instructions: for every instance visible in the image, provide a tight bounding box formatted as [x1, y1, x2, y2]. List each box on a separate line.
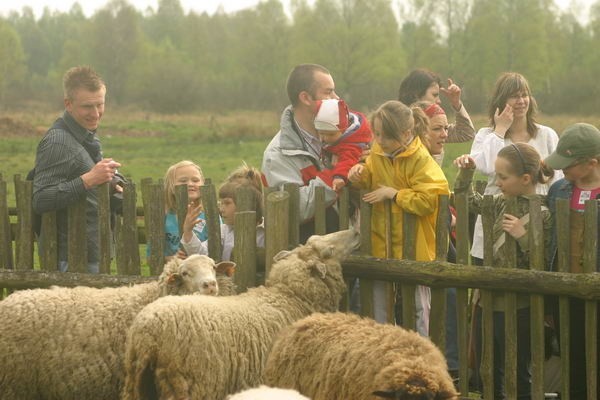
[0, 254, 234, 400]
[227, 385, 310, 400]
[264, 312, 459, 400]
[121, 229, 361, 400]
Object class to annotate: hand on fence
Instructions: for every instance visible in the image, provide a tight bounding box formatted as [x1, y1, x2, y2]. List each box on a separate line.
[81, 158, 122, 189]
[348, 164, 364, 182]
[502, 213, 526, 239]
[453, 154, 475, 169]
[362, 184, 398, 204]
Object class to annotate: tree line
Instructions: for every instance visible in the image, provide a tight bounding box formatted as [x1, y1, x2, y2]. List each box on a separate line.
[1, 0, 599, 114]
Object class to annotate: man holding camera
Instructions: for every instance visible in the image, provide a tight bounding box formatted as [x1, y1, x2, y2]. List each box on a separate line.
[33, 65, 122, 273]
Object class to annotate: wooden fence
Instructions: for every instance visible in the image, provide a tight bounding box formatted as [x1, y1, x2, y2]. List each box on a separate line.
[1, 173, 599, 399]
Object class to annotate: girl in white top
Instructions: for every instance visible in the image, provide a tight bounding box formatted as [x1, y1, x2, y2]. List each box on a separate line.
[469, 72, 563, 260]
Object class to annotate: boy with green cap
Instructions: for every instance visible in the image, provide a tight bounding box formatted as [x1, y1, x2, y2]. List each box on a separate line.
[545, 122, 600, 399]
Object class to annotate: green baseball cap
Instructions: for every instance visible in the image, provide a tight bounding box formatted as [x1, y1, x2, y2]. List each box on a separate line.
[545, 123, 600, 169]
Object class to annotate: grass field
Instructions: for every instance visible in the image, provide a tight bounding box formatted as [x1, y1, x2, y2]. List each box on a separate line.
[2, 108, 599, 207]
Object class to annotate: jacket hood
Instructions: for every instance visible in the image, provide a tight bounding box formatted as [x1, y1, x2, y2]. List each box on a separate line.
[371, 135, 423, 159]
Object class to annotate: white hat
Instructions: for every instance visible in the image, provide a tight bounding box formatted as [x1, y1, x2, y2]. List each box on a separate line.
[314, 99, 349, 131]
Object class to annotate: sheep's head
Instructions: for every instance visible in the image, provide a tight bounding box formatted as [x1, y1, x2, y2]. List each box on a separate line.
[372, 358, 459, 400]
[160, 255, 236, 296]
[268, 229, 360, 312]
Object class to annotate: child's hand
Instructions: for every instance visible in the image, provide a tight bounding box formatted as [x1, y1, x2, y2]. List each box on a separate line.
[332, 178, 346, 191]
[362, 184, 398, 204]
[348, 164, 365, 182]
[502, 213, 526, 239]
[453, 154, 476, 169]
[183, 201, 203, 234]
[493, 104, 513, 137]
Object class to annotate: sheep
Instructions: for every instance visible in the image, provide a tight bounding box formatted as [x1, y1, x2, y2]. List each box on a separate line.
[263, 312, 459, 400]
[121, 229, 361, 400]
[0, 254, 234, 400]
[227, 385, 310, 400]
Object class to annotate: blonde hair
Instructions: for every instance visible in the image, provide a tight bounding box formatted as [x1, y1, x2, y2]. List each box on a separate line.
[370, 100, 414, 142]
[63, 66, 105, 100]
[163, 160, 204, 211]
[410, 101, 432, 150]
[226, 162, 263, 192]
[219, 163, 264, 224]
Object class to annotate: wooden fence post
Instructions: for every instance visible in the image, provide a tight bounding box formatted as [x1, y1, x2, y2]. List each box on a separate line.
[480, 194, 495, 400]
[283, 183, 299, 248]
[265, 191, 289, 277]
[584, 199, 599, 397]
[97, 182, 111, 274]
[503, 198, 518, 399]
[454, 189, 470, 396]
[314, 186, 326, 235]
[0, 179, 13, 269]
[358, 191, 374, 318]
[401, 212, 417, 331]
[14, 177, 34, 270]
[201, 181, 222, 262]
[117, 181, 140, 275]
[144, 182, 165, 275]
[67, 196, 87, 273]
[430, 195, 449, 352]
[233, 210, 257, 292]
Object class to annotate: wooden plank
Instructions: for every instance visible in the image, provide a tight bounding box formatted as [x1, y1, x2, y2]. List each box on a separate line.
[358, 192, 373, 318]
[67, 196, 87, 273]
[454, 189, 470, 396]
[200, 182, 222, 262]
[97, 182, 111, 274]
[264, 191, 289, 277]
[584, 200, 598, 397]
[481, 194, 495, 400]
[556, 199, 571, 399]
[233, 211, 257, 292]
[283, 183, 300, 248]
[314, 186, 326, 235]
[0, 179, 13, 269]
[117, 182, 140, 276]
[15, 178, 34, 270]
[145, 184, 165, 275]
[401, 212, 416, 331]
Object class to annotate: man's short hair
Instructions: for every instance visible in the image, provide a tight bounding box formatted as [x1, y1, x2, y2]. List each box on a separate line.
[63, 66, 105, 100]
[286, 64, 330, 106]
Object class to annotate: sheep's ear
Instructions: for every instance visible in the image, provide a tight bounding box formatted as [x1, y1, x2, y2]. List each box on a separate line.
[166, 273, 182, 286]
[320, 245, 334, 259]
[215, 261, 236, 277]
[273, 250, 292, 262]
[308, 260, 327, 279]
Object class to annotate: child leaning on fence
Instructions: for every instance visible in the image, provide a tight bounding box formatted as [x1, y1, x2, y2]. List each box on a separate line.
[154, 160, 209, 262]
[454, 142, 555, 400]
[544, 122, 600, 399]
[181, 164, 265, 261]
[348, 100, 449, 333]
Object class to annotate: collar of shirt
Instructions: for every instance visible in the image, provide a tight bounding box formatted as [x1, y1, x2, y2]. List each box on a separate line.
[295, 118, 322, 157]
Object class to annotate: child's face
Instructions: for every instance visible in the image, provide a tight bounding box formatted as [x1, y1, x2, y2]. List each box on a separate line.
[318, 129, 343, 145]
[218, 197, 236, 226]
[373, 118, 409, 154]
[175, 165, 204, 203]
[494, 156, 531, 197]
[562, 158, 598, 184]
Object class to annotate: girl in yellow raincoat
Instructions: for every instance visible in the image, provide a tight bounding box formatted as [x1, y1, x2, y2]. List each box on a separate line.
[348, 100, 449, 334]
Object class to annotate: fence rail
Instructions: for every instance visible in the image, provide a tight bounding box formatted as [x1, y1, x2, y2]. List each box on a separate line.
[1, 174, 599, 399]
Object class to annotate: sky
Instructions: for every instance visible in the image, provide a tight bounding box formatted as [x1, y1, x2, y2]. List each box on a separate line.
[0, 0, 593, 20]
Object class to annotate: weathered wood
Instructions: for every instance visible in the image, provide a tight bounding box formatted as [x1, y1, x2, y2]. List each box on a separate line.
[264, 191, 289, 277]
[67, 195, 87, 273]
[97, 182, 111, 274]
[283, 183, 300, 248]
[39, 212, 57, 271]
[503, 198, 518, 399]
[401, 212, 416, 331]
[338, 187, 350, 230]
[0, 179, 13, 269]
[15, 178, 34, 270]
[175, 184, 188, 253]
[358, 192, 373, 318]
[117, 182, 140, 276]
[143, 182, 165, 275]
[584, 200, 598, 397]
[481, 195, 495, 400]
[341, 257, 600, 300]
[528, 197, 545, 399]
[201, 182, 222, 262]
[314, 186, 326, 235]
[0, 268, 152, 289]
[233, 211, 257, 292]
[555, 199, 571, 398]
[430, 196, 449, 353]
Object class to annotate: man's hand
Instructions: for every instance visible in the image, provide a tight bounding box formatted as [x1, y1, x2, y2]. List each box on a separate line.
[362, 184, 398, 204]
[81, 158, 121, 189]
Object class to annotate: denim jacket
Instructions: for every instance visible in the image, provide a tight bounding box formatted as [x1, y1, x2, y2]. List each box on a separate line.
[547, 178, 600, 272]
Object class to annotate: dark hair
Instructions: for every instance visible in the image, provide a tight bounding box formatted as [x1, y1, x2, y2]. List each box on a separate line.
[488, 72, 538, 138]
[218, 181, 263, 224]
[397, 69, 441, 106]
[286, 64, 330, 106]
[63, 66, 105, 100]
[370, 100, 414, 142]
[497, 142, 554, 184]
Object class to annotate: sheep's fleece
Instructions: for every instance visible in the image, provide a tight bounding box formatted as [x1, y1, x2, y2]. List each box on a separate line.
[227, 385, 310, 400]
[122, 229, 361, 400]
[264, 312, 459, 400]
[0, 254, 234, 400]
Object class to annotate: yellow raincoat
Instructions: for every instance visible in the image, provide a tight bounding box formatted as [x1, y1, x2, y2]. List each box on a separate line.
[353, 137, 449, 261]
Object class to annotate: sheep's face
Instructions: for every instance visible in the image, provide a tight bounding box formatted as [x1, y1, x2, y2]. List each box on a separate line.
[167, 255, 220, 296]
[305, 229, 361, 261]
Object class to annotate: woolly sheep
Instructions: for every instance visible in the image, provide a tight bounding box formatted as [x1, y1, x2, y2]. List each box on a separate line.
[227, 385, 310, 400]
[264, 312, 459, 400]
[0, 254, 235, 400]
[122, 229, 361, 400]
